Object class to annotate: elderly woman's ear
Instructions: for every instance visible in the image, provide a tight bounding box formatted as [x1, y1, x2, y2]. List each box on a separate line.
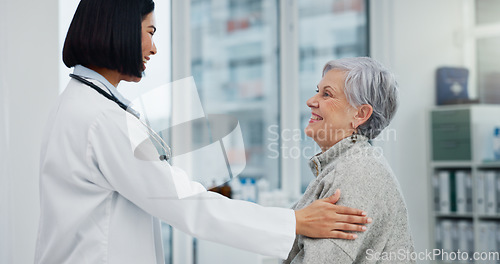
[352, 104, 373, 129]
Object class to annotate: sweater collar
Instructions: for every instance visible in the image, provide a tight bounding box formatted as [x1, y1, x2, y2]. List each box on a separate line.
[308, 134, 368, 177]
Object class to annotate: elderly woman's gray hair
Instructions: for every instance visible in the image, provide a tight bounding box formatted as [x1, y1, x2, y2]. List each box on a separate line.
[322, 57, 398, 139]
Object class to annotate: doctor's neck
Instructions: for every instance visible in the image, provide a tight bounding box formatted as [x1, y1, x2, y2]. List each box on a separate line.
[88, 66, 122, 87]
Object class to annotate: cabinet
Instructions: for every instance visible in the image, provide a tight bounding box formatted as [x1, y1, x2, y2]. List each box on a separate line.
[429, 105, 500, 263]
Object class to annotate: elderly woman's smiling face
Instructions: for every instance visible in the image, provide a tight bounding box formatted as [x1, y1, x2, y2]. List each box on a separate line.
[305, 69, 358, 151]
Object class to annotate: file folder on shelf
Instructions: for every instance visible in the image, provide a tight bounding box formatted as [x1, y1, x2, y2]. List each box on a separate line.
[485, 171, 497, 215]
[433, 174, 440, 212]
[456, 170, 467, 214]
[476, 172, 486, 215]
[457, 220, 473, 256]
[496, 172, 500, 214]
[441, 220, 456, 254]
[439, 170, 451, 213]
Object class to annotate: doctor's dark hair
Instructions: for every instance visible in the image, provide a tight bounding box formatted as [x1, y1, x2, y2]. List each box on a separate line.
[322, 57, 399, 139]
[63, 0, 155, 78]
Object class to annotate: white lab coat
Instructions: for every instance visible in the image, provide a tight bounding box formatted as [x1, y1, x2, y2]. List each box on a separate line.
[34, 78, 295, 264]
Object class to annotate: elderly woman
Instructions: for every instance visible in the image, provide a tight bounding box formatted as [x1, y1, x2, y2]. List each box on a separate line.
[284, 57, 415, 263]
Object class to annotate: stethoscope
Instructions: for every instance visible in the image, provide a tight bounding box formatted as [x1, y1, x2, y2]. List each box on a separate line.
[69, 74, 172, 162]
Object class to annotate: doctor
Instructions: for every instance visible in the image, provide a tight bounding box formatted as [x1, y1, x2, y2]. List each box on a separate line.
[34, 0, 371, 263]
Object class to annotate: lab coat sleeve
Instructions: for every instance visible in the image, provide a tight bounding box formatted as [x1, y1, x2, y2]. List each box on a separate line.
[86, 110, 296, 259]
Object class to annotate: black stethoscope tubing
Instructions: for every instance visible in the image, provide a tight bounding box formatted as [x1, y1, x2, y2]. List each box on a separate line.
[70, 74, 130, 112]
[69, 73, 171, 161]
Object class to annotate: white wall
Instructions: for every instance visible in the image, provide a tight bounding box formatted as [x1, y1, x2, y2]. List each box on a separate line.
[0, 0, 60, 263]
[58, 0, 80, 93]
[370, 0, 468, 262]
[0, 1, 12, 263]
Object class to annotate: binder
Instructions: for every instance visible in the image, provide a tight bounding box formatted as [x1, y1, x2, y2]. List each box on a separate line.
[496, 172, 500, 213]
[485, 171, 497, 215]
[465, 221, 474, 257]
[457, 221, 468, 253]
[435, 221, 443, 249]
[477, 222, 497, 264]
[477, 222, 489, 253]
[450, 222, 459, 254]
[433, 173, 440, 211]
[485, 222, 497, 264]
[465, 172, 473, 213]
[457, 220, 474, 258]
[497, 223, 500, 258]
[450, 171, 457, 212]
[441, 220, 455, 253]
[439, 171, 451, 213]
[455, 170, 467, 214]
[487, 223, 497, 254]
[477, 172, 486, 214]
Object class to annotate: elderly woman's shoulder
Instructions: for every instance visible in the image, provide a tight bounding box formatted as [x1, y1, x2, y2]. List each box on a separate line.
[324, 142, 407, 210]
[335, 142, 397, 184]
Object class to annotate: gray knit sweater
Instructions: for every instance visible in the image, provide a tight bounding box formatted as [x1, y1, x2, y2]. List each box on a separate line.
[284, 135, 415, 263]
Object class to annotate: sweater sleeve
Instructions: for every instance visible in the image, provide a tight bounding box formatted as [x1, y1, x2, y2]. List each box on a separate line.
[294, 237, 353, 264]
[315, 155, 414, 263]
[316, 163, 388, 260]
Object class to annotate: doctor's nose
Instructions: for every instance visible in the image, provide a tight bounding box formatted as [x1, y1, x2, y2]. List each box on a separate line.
[151, 42, 157, 55]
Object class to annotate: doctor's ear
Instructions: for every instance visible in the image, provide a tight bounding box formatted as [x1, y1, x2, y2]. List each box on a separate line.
[353, 104, 373, 128]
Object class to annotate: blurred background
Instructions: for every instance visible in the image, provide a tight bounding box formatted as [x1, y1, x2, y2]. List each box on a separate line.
[2, 0, 500, 263]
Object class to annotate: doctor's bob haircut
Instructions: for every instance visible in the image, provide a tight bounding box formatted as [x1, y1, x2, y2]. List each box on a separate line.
[63, 0, 155, 78]
[323, 57, 399, 139]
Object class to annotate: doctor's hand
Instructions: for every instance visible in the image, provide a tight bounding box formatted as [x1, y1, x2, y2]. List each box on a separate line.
[294, 189, 371, 239]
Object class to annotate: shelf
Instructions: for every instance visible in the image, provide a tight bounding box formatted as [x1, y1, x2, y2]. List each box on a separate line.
[434, 212, 474, 219]
[429, 105, 500, 263]
[477, 160, 500, 169]
[431, 161, 500, 169]
[431, 161, 473, 168]
[478, 215, 500, 220]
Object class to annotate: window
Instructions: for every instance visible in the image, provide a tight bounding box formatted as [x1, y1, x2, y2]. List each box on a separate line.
[298, 0, 369, 191]
[180, 0, 369, 262]
[475, 0, 500, 104]
[190, 0, 281, 191]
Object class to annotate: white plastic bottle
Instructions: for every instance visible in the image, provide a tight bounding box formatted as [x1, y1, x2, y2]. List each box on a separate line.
[229, 178, 243, 200]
